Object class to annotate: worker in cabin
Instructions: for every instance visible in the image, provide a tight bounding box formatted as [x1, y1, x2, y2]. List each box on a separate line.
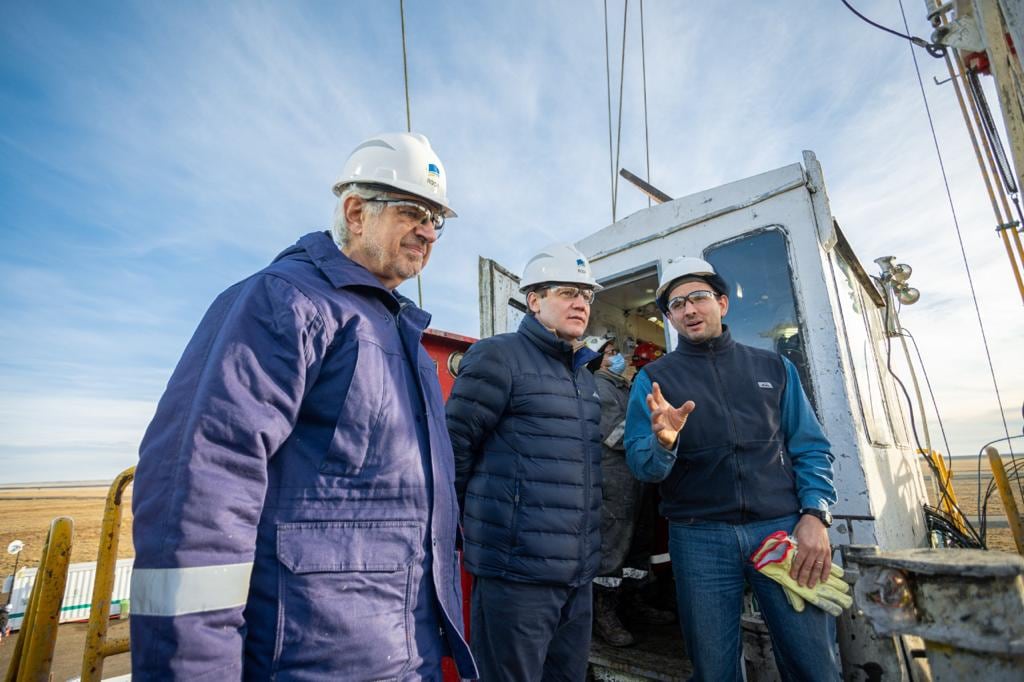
[585, 336, 674, 647]
[624, 257, 840, 681]
[130, 132, 477, 681]
[446, 243, 604, 681]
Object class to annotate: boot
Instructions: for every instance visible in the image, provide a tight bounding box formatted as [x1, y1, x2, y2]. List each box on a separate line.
[594, 585, 635, 647]
[621, 577, 676, 625]
[626, 594, 676, 625]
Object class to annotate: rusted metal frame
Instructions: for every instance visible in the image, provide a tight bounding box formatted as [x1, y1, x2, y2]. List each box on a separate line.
[987, 447, 1024, 554]
[5, 516, 74, 682]
[80, 466, 135, 682]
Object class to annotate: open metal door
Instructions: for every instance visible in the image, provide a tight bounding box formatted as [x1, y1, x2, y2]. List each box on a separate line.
[478, 257, 527, 338]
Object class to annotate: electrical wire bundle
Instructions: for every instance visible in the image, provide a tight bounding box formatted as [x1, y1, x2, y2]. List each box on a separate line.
[923, 504, 984, 548]
[975, 433, 1024, 547]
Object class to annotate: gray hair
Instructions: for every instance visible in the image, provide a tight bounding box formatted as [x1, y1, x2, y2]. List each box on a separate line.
[331, 183, 386, 248]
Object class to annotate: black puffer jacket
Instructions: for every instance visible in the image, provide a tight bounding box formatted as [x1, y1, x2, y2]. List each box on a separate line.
[446, 314, 603, 586]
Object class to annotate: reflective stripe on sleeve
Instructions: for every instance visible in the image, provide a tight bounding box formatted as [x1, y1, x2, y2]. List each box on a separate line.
[130, 561, 254, 616]
[650, 552, 671, 565]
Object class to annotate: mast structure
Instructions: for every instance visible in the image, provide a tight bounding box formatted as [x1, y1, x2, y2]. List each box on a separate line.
[929, 0, 1024, 302]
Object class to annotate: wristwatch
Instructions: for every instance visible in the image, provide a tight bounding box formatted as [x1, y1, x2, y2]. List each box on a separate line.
[800, 507, 833, 528]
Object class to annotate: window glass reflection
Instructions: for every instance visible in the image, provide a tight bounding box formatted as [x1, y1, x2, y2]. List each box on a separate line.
[704, 229, 817, 412]
[832, 254, 894, 445]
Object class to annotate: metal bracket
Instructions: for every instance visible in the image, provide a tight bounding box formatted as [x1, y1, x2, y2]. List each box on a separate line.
[931, 16, 985, 52]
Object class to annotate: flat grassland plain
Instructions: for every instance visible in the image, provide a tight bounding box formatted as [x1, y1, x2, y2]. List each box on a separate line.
[0, 458, 1020, 678]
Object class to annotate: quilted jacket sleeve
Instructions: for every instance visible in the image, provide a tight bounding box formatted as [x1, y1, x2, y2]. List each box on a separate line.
[130, 273, 326, 680]
[445, 337, 513, 509]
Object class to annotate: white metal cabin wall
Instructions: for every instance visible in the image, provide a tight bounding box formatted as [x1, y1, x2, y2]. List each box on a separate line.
[579, 160, 930, 552]
[819, 250, 930, 549]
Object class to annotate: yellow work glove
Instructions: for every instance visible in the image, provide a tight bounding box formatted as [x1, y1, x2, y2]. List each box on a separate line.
[750, 532, 806, 612]
[750, 532, 852, 617]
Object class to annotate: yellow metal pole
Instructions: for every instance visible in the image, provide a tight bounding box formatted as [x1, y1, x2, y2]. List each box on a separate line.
[5, 518, 56, 682]
[80, 466, 134, 682]
[3, 553, 42, 682]
[986, 447, 1024, 555]
[928, 450, 967, 534]
[16, 516, 73, 682]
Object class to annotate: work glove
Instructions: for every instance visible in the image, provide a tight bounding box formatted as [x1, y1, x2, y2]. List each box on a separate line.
[750, 531, 806, 611]
[750, 531, 852, 617]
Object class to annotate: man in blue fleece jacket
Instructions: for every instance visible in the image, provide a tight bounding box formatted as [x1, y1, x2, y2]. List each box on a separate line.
[624, 256, 839, 682]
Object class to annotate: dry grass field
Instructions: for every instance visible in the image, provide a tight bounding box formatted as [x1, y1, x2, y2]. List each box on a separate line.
[921, 455, 1022, 554]
[0, 484, 134, 578]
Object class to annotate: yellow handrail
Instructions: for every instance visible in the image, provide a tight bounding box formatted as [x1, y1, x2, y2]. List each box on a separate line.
[80, 466, 135, 682]
[4, 516, 74, 682]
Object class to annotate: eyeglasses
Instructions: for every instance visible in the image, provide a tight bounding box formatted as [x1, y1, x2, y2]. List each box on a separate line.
[544, 285, 596, 305]
[667, 289, 718, 313]
[366, 198, 446, 232]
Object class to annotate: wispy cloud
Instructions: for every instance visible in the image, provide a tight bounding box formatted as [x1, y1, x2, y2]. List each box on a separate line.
[0, 0, 1020, 482]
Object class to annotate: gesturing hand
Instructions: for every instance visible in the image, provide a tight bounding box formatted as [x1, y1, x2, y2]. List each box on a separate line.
[646, 382, 695, 449]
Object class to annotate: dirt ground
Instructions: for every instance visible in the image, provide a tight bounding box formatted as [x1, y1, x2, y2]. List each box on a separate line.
[0, 620, 131, 681]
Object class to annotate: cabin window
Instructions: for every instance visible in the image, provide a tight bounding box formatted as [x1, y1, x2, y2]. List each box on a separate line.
[832, 253, 895, 446]
[703, 228, 817, 413]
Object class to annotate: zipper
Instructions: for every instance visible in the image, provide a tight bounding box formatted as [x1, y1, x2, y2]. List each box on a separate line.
[573, 370, 591, 583]
[708, 341, 747, 521]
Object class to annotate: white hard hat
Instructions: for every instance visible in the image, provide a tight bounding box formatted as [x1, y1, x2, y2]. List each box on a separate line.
[582, 335, 611, 354]
[332, 132, 456, 217]
[519, 243, 603, 293]
[655, 256, 728, 313]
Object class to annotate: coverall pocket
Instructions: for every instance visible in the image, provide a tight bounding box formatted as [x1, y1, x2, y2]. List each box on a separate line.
[274, 521, 419, 679]
[319, 339, 387, 476]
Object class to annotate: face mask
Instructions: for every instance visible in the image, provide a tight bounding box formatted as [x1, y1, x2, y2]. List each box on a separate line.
[608, 353, 626, 375]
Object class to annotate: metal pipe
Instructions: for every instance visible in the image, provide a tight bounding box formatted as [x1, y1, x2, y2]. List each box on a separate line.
[986, 447, 1024, 554]
[956, 52, 1024, 300]
[80, 466, 135, 682]
[940, 41, 1024, 302]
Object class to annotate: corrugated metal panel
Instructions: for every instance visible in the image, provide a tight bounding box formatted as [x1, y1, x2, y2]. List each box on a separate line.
[7, 558, 134, 630]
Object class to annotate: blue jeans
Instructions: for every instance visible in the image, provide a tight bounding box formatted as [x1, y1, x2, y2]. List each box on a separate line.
[668, 514, 838, 682]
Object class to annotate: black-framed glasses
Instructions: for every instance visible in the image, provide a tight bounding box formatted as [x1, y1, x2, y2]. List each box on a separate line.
[366, 198, 446, 232]
[544, 285, 596, 305]
[667, 289, 717, 313]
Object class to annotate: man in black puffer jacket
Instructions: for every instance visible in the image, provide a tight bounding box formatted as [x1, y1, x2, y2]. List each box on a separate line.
[447, 243, 604, 681]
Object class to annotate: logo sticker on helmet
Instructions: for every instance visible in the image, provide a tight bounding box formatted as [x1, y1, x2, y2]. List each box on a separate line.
[576, 258, 586, 274]
[426, 163, 440, 188]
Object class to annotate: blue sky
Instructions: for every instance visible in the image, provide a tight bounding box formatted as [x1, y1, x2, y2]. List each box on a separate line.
[1, 1, 1021, 482]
